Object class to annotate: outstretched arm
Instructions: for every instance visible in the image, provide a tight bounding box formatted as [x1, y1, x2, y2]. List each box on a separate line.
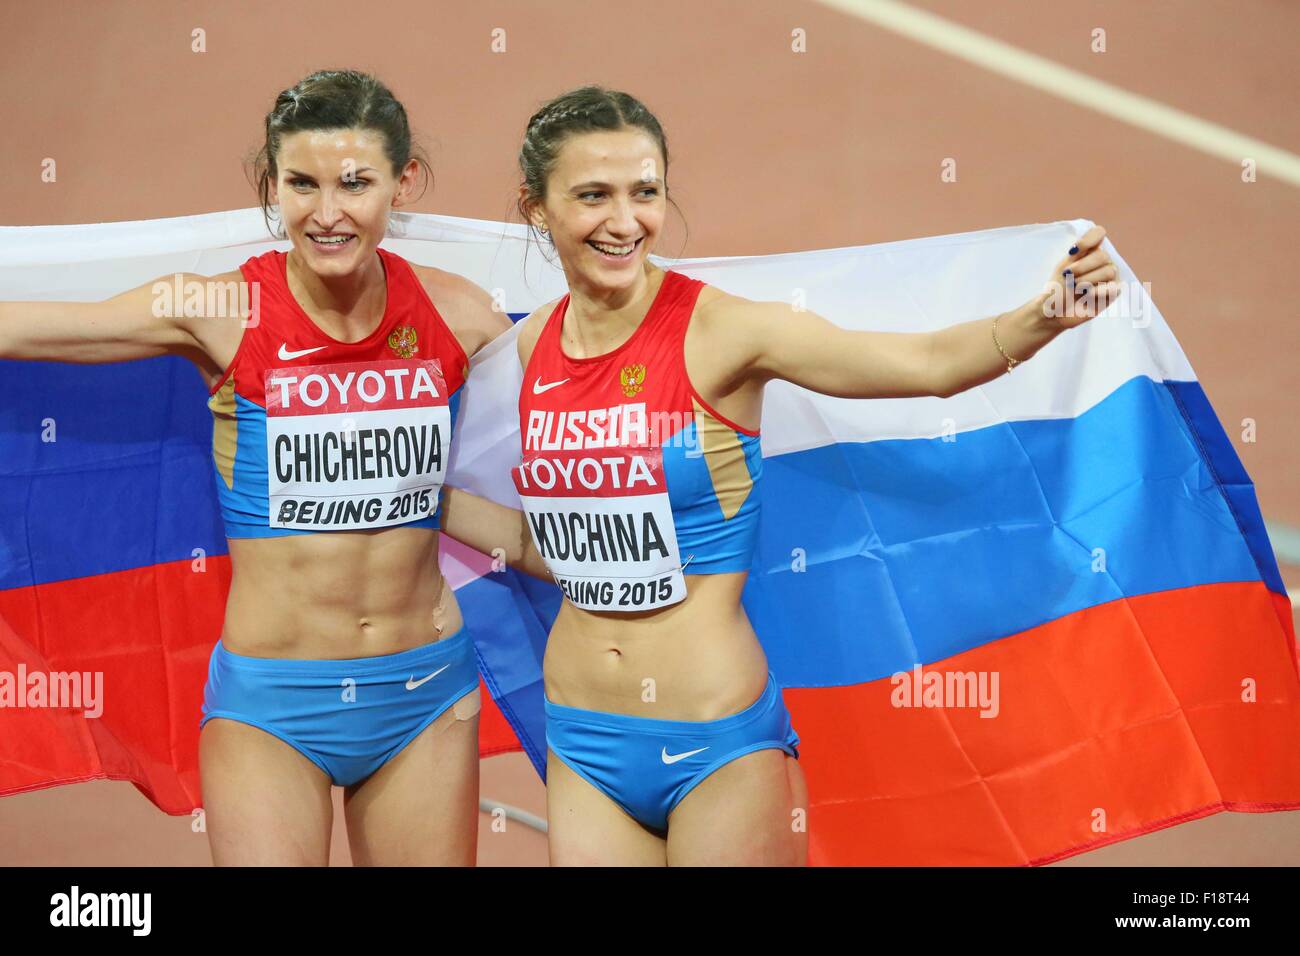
[722, 225, 1118, 400]
[439, 485, 554, 582]
[731, 300, 942, 399]
[0, 274, 237, 366]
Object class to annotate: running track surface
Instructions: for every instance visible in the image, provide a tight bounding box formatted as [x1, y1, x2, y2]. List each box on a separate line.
[0, 0, 1295, 865]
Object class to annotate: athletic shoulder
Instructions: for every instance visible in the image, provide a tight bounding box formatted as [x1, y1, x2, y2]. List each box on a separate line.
[407, 262, 511, 359]
[687, 281, 783, 373]
[199, 268, 251, 297]
[135, 269, 249, 389]
[142, 269, 251, 333]
[690, 281, 772, 333]
[514, 298, 560, 371]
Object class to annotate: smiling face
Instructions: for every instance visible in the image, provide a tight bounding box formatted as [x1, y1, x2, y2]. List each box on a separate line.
[270, 128, 417, 277]
[525, 127, 668, 295]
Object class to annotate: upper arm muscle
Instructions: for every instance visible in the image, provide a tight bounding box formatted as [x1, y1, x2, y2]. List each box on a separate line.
[721, 298, 939, 400]
[0, 272, 238, 366]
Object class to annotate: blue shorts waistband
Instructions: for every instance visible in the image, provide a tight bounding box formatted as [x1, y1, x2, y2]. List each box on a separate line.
[544, 672, 782, 736]
[212, 625, 471, 677]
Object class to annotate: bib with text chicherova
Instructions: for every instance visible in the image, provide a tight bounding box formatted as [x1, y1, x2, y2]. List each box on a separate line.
[265, 359, 449, 530]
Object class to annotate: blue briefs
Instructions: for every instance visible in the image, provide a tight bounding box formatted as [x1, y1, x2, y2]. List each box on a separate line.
[544, 671, 800, 833]
[200, 626, 479, 787]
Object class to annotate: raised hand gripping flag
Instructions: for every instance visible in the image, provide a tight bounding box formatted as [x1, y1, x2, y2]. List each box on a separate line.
[2, 210, 1297, 865]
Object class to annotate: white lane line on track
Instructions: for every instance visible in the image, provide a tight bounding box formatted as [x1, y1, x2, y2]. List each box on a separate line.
[814, 0, 1300, 187]
[480, 798, 548, 833]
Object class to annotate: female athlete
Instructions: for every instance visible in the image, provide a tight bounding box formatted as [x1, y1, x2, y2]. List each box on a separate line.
[440, 85, 1117, 866]
[0, 70, 510, 865]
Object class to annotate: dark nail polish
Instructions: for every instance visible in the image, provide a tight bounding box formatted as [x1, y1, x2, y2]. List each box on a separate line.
[1069, 245, 1079, 255]
[1063, 269, 1073, 278]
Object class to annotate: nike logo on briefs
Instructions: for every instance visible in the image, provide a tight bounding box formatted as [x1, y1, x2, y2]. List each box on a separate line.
[278, 343, 328, 360]
[661, 746, 709, 765]
[532, 376, 570, 394]
[405, 664, 451, 691]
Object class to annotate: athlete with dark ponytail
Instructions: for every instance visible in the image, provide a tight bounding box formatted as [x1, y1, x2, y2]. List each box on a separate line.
[0, 70, 512, 865]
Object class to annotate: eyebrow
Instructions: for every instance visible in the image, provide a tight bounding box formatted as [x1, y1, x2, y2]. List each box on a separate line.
[570, 177, 664, 191]
[284, 167, 378, 178]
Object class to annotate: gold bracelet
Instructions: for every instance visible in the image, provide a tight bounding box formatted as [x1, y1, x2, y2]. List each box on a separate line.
[991, 314, 1021, 374]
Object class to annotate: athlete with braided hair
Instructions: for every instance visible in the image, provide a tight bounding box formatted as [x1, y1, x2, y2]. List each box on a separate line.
[440, 85, 1117, 865]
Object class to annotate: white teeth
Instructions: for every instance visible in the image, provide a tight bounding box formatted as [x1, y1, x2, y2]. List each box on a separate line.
[311, 235, 352, 245]
[590, 240, 636, 256]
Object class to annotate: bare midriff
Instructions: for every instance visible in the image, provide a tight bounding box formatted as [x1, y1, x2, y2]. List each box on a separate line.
[542, 571, 770, 722]
[222, 527, 461, 660]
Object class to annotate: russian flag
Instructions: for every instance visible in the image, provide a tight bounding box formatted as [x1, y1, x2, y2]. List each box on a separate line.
[2, 210, 1297, 865]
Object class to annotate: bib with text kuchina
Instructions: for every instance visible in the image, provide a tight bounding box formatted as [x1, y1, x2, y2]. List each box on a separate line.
[264, 359, 448, 530]
[513, 443, 687, 611]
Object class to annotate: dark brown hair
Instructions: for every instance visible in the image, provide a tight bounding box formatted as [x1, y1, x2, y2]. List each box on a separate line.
[516, 85, 687, 259]
[248, 70, 432, 238]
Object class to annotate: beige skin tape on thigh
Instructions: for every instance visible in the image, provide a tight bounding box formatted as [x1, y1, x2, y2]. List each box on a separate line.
[450, 687, 481, 722]
[408, 691, 480, 743]
[418, 686, 480, 740]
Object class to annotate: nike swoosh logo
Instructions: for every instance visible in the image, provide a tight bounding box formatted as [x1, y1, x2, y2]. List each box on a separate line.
[661, 746, 709, 765]
[532, 376, 570, 395]
[278, 343, 328, 360]
[405, 663, 451, 691]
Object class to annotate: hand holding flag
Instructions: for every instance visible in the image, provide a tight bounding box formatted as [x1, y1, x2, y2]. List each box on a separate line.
[1030, 224, 1122, 329]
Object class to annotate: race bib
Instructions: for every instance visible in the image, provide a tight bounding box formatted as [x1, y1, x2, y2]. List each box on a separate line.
[264, 359, 449, 530]
[513, 446, 687, 611]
